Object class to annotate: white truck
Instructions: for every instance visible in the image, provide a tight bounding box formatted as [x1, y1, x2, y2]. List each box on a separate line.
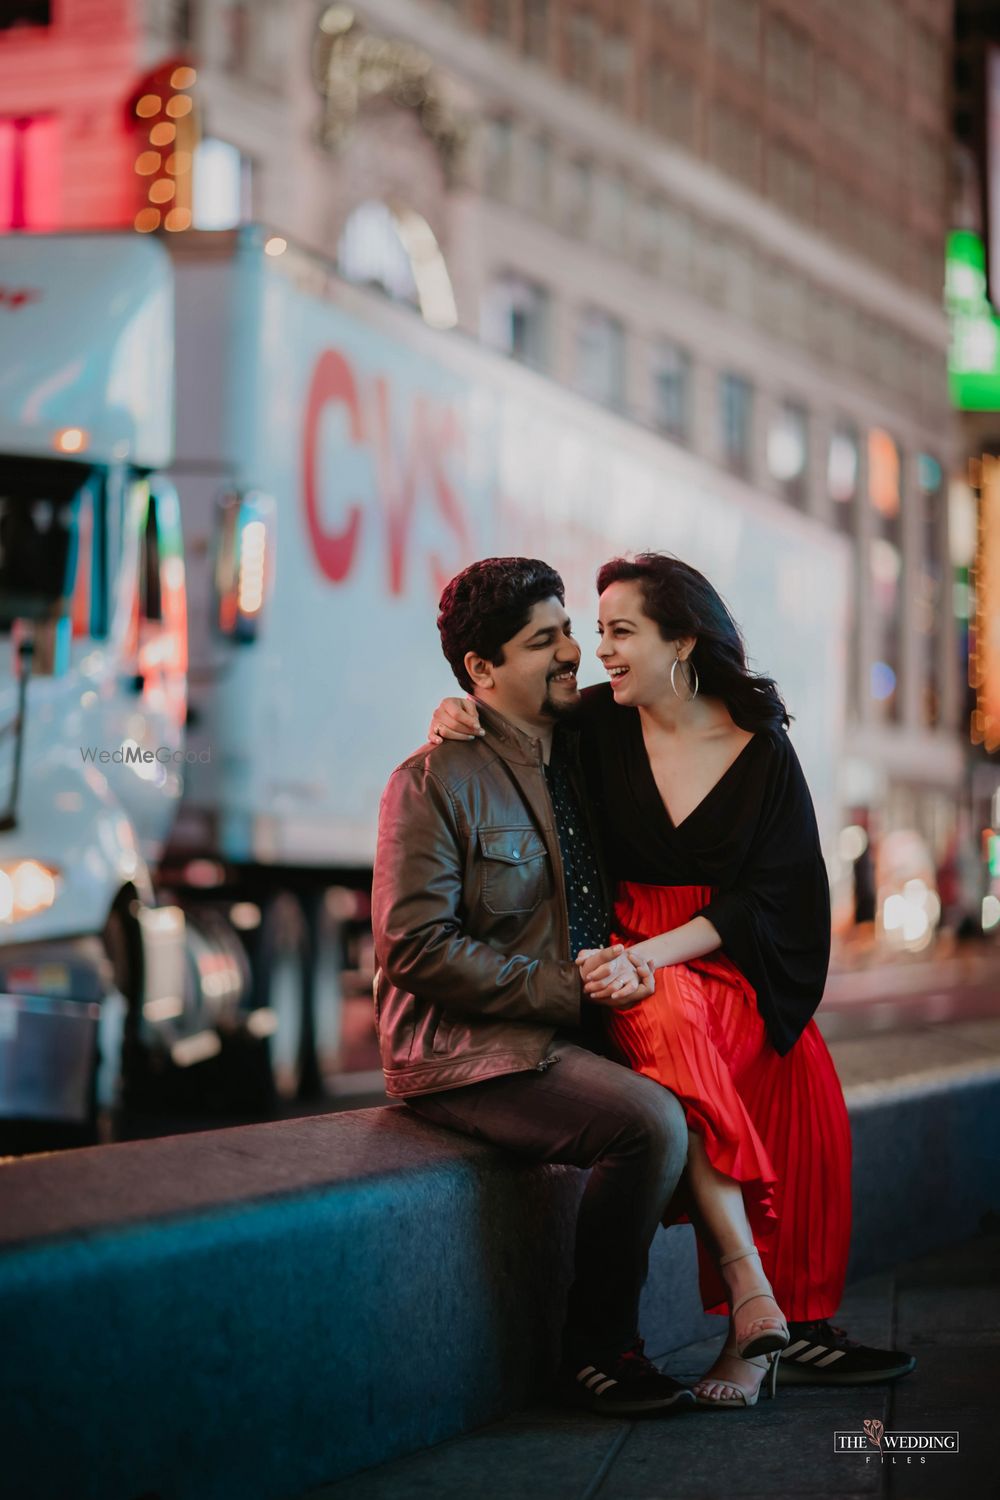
[0, 225, 848, 1132]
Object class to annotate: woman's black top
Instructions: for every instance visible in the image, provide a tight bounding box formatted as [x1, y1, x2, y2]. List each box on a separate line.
[575, 684, 830, 1056]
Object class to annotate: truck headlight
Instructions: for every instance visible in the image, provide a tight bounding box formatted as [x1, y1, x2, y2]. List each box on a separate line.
[0, 860, 61, 924]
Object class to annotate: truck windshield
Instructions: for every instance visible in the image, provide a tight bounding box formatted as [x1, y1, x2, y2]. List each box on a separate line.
[0, 456, 94, 629]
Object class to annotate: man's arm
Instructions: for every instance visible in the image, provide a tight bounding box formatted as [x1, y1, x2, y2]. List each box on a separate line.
[372, 763, 582, 1027]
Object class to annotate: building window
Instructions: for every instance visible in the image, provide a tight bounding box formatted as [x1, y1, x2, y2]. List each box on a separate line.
[481, 274, 550, 372]
[635, 196, 664, 272]
[561, 157, 591, 237]
[654, 0, 701, 30]
[828, 426, 859, 533]
[712, 0, 760, 74]
[576, 308, 626, 411]
[482, 117, 513, 198]
[868, 428, 903, 723]
[709, 103, 761, 191]
[766, 139, 815, 224]
[193, 139, 252, 229]
[0, 116, 59, 231]
[222, 0, 251, 71]
[910, 23, 945, 111]
[918, 453, 946, 728]
[522, 133, 552, 216]
[865, 0, 904, 62]
[645, 57, 696, 150]
[658, 200, 696, 286]
[566, 10, 600, 90]
[765, 16, 813, 111]
[338, 201, 419, 305]
[719, 372, 753, 478]
[767, 401, 808, 506]
[650, 340, 691, 442]
[254, 1, 291, 86]
[338, 202, 457, 328]
[913, 130, 947, 217]
[828, 425, 861, 714]
[0, 2, 50, 28]
[145, 0, 194, 44]
[523, 0, 550, 61]
[601, 29, 632, 111]
[593, 170, 627, 249]
[483, 0, 511, 41]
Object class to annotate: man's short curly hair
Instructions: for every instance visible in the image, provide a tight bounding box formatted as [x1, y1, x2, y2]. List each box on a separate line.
[437, 557, 565, 692]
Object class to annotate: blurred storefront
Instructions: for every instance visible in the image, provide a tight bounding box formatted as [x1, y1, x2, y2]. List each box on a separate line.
[947, 0, 1000, 947]
[0, 0, 969, 958]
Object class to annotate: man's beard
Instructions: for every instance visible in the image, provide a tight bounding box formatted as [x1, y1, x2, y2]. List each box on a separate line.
[540, 683, 582, 721]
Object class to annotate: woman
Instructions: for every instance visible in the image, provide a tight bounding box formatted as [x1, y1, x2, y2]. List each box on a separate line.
[428, 554, 903, 1406]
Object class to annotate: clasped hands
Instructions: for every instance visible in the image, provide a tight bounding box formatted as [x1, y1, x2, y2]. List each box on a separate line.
[576, 944, 655, 1006]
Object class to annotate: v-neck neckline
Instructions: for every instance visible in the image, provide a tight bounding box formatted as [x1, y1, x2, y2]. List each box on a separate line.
[630, 713, 760, 834]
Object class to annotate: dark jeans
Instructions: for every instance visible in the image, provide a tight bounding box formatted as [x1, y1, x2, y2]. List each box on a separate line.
[406, 1038, 687, 1366]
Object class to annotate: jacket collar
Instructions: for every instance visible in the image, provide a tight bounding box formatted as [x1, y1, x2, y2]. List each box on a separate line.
[475, 701, 578, 767]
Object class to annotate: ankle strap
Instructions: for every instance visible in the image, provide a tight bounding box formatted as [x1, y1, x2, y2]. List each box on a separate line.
[719, 1246, 762, 1269]
[730, 1289, 779, 1318]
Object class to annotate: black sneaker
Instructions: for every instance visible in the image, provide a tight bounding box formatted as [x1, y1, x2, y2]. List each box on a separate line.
[778, 1321, 916, 1385]
[563, 1338, 696, 1415]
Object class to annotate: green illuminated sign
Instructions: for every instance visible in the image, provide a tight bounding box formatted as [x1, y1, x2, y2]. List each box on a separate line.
[947, 229, 1000, 410]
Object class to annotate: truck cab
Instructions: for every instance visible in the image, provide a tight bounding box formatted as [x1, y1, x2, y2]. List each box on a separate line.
[0, 234, 192, 1131]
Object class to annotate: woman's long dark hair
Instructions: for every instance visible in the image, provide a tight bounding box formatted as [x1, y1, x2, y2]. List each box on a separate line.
[596, 553, 790, 731]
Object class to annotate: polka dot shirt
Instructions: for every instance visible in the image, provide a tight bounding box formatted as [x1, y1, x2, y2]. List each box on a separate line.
[544, 738, 610, 959]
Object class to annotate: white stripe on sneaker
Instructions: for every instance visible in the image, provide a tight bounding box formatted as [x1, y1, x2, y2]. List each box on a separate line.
[782, 1339, 811, 1358]
[585, 1371, 609, 1389]
[576, 1366, 597, 1383]
[814, 1349, 847, 1368]
[593, 1378, 618, 1395]
[795, 1345, 828, 1363]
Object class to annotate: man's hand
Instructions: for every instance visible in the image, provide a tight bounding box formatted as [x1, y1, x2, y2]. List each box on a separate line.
[428, 697, 484, 744]
[575, 945, 655, 1007]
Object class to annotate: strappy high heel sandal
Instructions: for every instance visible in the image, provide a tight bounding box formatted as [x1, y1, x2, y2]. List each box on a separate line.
[693, 1345, 780, 1409]
[719, 1246, 790, 1359]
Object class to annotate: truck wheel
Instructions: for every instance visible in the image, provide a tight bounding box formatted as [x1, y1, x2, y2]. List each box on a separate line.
[253, 893, 320, 1103]
[103, 902, 148, 1120]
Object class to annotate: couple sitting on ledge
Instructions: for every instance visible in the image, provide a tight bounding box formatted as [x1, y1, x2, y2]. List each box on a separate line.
[371, 553, 915, 1414]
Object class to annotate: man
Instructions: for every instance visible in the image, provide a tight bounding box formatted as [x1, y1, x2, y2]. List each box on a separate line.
[372, 557, 694, 1415]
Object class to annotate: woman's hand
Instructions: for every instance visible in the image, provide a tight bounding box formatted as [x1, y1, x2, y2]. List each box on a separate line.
[576, 945, 656, 1005]
[428, 697, 484, 744]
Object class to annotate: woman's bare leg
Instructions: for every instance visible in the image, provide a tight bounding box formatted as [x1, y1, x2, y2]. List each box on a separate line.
[686, 1134, 767, 1305]
[685, 1132, 784, 1402]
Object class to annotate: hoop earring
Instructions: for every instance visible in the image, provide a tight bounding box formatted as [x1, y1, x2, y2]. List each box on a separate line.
[670, 656, 699, 701]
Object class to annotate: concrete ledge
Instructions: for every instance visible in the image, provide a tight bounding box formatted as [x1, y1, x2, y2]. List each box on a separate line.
[846, 1065, 1000, 1279]
[2, 1063, 1000, 1500]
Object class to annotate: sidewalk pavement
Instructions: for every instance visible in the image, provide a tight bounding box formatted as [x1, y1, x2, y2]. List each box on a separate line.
[300, 1229, 999, 1500]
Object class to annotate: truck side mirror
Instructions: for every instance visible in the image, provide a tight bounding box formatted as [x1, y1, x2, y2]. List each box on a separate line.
[213, 490, 274, 644]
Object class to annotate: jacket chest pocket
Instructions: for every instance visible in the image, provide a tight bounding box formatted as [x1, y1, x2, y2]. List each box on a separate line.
[478, 827, 550, 914]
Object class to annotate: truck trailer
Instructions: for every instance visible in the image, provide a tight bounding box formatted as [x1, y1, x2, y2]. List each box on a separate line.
[0, 225, 848, 1132]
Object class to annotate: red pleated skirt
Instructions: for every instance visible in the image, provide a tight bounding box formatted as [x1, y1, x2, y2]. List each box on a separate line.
[610, 881, 852, 1321]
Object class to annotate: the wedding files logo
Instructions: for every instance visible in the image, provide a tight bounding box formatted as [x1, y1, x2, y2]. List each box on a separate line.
[834, 1418, 959, 1463]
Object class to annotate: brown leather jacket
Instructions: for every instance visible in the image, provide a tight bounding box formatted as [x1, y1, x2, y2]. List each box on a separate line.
[372, 704, 610, 1098]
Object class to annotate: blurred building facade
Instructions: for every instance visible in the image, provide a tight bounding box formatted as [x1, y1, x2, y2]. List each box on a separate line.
[947, 0, 1000, 929]
[179, 0, 963, 908]
[0, 0, 964, 938]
